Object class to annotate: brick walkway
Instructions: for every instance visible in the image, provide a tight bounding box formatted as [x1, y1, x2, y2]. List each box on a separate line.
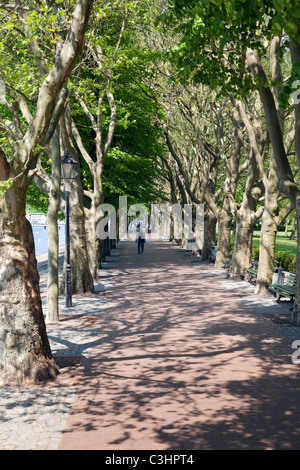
[57, 239, 300, 450]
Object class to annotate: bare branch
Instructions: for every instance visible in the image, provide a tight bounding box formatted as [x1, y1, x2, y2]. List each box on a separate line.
[102, 90, 117, 158]
[71, 114, 95, 171]
[0, 4, 43, 13]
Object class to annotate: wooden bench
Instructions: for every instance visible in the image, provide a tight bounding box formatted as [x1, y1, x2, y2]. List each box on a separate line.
[244, 261, 258, 283]
[244, 267, 258, 284]
[268, 273, 296, 302]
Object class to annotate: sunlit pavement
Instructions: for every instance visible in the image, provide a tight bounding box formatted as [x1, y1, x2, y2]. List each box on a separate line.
[55, 239, 300, 450]
[0, 239, 299, 450]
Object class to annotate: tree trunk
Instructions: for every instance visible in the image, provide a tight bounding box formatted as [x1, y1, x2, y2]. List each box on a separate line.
[215, 196, 232, 267]
[88, 164, 104, 279]
[255, 215, 277, 294]
[293, 194, 300, 322]
[46, 130, 61, 323]
[284, 216, 290, 236]
[70, 197, 95, 294]
[60, 178, 95, 294]
[0, 185, 58, 385]
[59, 113, 94, 294]
[0, 0, 93, 384]
[230, 208, 255, 278]
[229, 147, 262, 278]
[246, 47, 297, 206]
[290, 32, 300, 320]
[85, 202, 101, 280]
[255, 36, 288, 295]
[229, 182, 262, 278]
[246, 45, 300, 314]
[255, 157, 279, 294]
[290, 217, 297, 240]
[201, 209, 216, 261]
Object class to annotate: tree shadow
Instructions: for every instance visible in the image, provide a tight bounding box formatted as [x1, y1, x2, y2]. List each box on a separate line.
[43, 241, 300, 449]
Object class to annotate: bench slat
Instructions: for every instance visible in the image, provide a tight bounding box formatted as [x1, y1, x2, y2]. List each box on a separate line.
[268, 273, 296, 301]
[245, 269, 257, 276]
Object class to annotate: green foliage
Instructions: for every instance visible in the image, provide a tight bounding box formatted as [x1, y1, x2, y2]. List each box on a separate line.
[252, 246, 260, 261]
[26, 180, 65, 220]
[278, 60, 300, 108]
[159, 0, 300, 104]
[69, 3, 169, 208]
[252, 246, 296, 271]
[0, 179, 13, 196]
[274, 251, 297, 272]
[103, 147, 164, 207]
[26, 181, 48, 214]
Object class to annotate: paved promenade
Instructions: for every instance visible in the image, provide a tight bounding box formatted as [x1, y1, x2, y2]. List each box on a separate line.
[1, 239, 300, 450]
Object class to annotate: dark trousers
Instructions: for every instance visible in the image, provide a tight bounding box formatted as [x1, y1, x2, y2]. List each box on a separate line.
[137, 238, 145, 254]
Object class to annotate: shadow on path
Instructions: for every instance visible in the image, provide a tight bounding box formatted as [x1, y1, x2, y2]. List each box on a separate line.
[58, 240, 300, 450]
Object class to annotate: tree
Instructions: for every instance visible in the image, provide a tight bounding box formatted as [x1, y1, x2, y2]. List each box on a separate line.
[125, 24, 250, 262]
[161, 0, 300, 312]
[69, 0, 167, 271]
[0, 0, 93, 385]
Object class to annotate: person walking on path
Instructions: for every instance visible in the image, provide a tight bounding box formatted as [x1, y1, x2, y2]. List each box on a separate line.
[136, 223, 146, 254]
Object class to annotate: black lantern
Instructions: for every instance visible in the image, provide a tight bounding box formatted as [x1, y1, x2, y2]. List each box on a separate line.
[61, 149, 77, 180]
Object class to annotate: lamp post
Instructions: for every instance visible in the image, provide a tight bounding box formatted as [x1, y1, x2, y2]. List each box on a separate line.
[61, 149, 78, 308]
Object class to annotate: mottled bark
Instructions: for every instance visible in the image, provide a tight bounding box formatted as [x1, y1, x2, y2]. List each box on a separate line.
[46, 130, 61, 323]
[229, 150, 263, 278]
[69, 184, 95, 294]
[85, 199, 102, 279]
[0, 184, 58, 385]
[255, 37, 288, 294]
[71, 83, 117, 279]
[59, 113, 94, 294]
[215, 196, 232, 267]
[0, 0, 93, 385]
[230, 209, 255, 278]
[246, 47, 297, 207]
[246, 43, 300, 312]
[293, 195, 300, 322]
[201, 209, 216, 261]
[255, 158, 279, 294]
[289, 31, 300, 321]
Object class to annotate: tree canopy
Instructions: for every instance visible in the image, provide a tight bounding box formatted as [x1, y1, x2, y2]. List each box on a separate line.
[0, 0, 300, 385]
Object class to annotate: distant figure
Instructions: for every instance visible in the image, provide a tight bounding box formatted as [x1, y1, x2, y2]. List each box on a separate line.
[136, 223, 146, 254]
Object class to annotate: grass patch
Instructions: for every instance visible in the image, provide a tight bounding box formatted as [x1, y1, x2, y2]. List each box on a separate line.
[230, 231, 297, 256]
[252, 231, 297, 256]
[229, 230, 297, 271]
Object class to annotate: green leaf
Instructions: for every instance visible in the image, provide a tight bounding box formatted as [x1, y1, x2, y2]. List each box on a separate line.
[273, 0, 285, 11]
[0, 179, 13, 196]
[284, 20, 298, 36]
